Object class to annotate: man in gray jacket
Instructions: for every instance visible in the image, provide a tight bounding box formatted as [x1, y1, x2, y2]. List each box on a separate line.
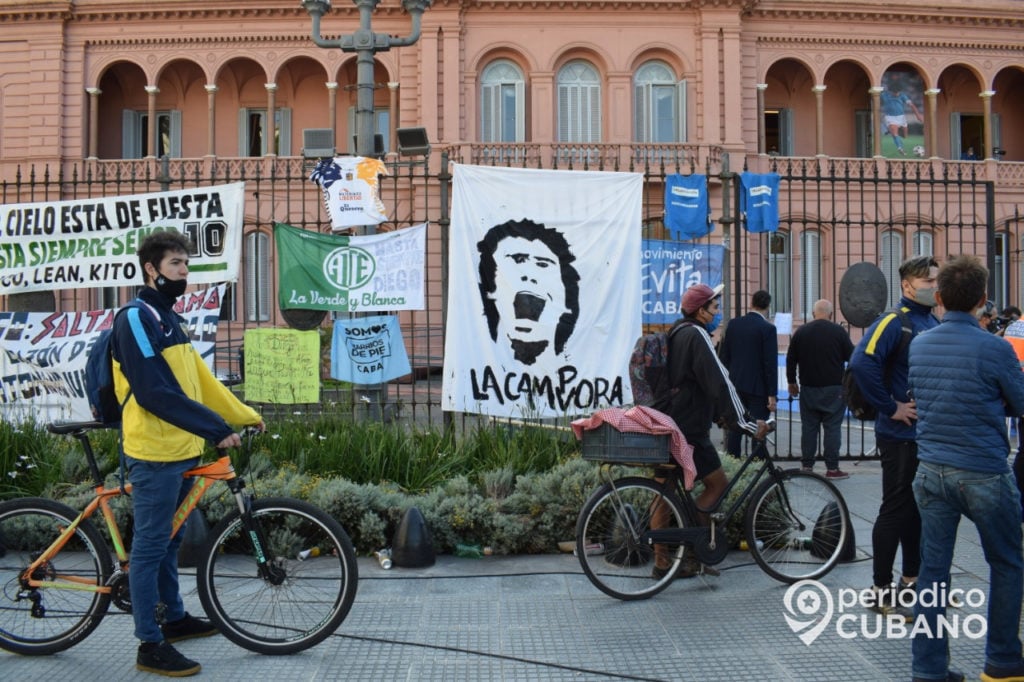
[909, 255, 1024, 682]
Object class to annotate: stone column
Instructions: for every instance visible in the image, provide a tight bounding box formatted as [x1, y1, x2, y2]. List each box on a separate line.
[205, 84, 218, 157]
[869, 86, 883, 158]
[813, 85, 826, 156]
[144, 85, 159, 158]
[756, 83, 767, 154]
[265, 83, 277, 157]
[980, 90, 995, 159]
[924, 88, 940, 158]
[85, 87, 101, 160]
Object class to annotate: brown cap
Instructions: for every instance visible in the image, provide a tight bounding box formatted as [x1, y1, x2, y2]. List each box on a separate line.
[680, 283, 724, 314]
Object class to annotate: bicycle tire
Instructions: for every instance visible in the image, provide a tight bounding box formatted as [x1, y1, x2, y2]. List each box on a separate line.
[0, 497, 113, 655]
[197, 497, 358, 654]
[744, 469, 850, 583]
[576, 476, 690, 600]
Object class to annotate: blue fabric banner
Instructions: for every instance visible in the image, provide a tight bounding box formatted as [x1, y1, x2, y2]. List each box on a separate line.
[664, 174, 711, 240]
[330, 314, 411, 385]
[740, 172, 781, 233]
[642, 240, 725, 324]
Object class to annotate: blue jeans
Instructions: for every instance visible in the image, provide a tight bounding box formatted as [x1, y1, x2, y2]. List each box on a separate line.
[797, 384, 844, 470]
[911, 462, 1024, 680]
[127, 456, 199, 643]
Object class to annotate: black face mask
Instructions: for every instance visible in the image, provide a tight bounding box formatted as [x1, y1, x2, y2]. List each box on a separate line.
[155, 273, 188, 299]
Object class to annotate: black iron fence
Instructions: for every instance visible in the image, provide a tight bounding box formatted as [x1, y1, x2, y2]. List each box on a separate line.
[0, 148, 1004, 458]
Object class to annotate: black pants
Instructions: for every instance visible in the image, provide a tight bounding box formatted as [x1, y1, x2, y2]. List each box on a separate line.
[725, 391, 770, 456]
[872, 439, 921, 587]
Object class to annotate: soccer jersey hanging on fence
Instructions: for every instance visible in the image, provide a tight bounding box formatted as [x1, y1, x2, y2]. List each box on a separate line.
[309, 156, 389, 230]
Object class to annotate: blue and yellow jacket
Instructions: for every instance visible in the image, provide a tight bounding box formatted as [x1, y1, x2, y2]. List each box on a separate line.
[849, 297, 939, 443]
[111, 286, 260, 462]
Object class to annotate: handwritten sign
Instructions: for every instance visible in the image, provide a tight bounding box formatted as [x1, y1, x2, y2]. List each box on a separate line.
[242, 328, 320, 403]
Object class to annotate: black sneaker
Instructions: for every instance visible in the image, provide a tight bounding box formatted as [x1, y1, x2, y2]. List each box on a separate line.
[136, 641, 201, 677]
[981, 660, 1024, 682]
[161, 612, 218, 643]
[867, 584, 913, 622]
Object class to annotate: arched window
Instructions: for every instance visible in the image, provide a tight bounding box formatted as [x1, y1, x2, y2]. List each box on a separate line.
[557, 60, 601, 143]
[245, 231, 270, 322]
[800, 230, 821, 321]
[481, 60, 525, 143]
[881, 230, 904, 310]
[634, 61, 686, 143]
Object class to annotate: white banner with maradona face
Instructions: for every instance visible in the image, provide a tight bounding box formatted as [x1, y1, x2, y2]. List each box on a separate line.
[0, 183, 245, 294]
[442, 164, 643, 418]
[0, 285, 226, 423]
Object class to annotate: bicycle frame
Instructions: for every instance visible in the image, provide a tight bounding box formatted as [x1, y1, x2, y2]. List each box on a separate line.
[21, 425, 254, 595]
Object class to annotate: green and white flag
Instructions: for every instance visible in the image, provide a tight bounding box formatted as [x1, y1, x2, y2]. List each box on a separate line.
[274, 222, 426, 312]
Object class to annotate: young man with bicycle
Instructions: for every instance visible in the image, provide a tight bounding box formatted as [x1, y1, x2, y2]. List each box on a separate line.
[113, 232, 264, 676]
[661, 283, 769, 577]
[908, 255, 1024, 682]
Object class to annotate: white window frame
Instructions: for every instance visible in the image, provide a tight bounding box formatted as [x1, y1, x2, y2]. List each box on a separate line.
[800, 230, 821, 321]
[245, 231, 271, 322]
[481, 60, 526, 143]
[122, 110, 182, 159]
[557, 60, 601, 143]
[881, 230, 904, 310]
[768, 231, 792, 315]
[634, 62, 686, 143]
[238, 108, 292, 157]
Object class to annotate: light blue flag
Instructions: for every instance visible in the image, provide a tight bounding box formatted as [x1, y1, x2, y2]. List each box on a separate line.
[330, 314, 411, 385]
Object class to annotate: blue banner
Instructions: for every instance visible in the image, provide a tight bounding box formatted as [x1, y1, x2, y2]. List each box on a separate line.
[740, 172, 781, 233]
[330, 314, 412, 385]
[642, 240, 725, 324]
[664, 174, 712, 240]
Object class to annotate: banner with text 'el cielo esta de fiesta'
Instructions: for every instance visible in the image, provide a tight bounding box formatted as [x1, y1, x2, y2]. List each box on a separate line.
[0, 182, 246, 294]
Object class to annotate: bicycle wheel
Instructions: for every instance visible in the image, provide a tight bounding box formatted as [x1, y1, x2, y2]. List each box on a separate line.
[744, 469, 850, 583]
[197, 497, 357, 654]
[576, 476, 690, 600]
[0, 498, 113, 655]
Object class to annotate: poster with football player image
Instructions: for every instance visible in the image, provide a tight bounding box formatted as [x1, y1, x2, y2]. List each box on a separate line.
[442, 164, 643, 419]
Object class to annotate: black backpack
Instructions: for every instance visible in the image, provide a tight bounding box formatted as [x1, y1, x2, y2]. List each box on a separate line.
[627, 321, 692, 408]
[842, 309, 912, 421]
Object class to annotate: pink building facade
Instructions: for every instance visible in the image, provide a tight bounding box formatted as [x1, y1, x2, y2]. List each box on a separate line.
[2, 0, 1023, 327]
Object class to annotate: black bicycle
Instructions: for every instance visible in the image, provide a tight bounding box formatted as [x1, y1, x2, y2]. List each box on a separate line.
[575, 420, 850, 600]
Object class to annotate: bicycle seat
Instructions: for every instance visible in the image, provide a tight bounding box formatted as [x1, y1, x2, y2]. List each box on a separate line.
[47, 421, 107, 435]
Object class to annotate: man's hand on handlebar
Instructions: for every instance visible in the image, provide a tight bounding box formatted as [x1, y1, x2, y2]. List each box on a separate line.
[216, 421, 266, 450]
[753, 417, 777, 441]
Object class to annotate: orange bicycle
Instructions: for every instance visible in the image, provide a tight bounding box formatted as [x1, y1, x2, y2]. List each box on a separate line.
[0, 421, 358, 656]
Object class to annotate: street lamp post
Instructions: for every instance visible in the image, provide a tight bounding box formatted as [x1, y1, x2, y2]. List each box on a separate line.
[301, 0, 431, 422]
[301, 0, 431, 160]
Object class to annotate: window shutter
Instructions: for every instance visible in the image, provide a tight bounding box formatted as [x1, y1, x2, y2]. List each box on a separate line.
[481, 82, 496, 141]
[880, 231, 903, 310]
[238, 108, 249, 156]
[587, 84, 601, 142]
[169, 110, 182, 158]
[122, 110, 138, 159]
[558, 85, 570, 142]
[514, 80, 525, 141]
[801, 231, 821, 320]
[779, 108, 794, 155]
[677, 80, 688, 142]
[634, 83, 650, 142]
[277, 107, 292, 156]
[949, 112, 962, 159]
[246, 231, 270, 322]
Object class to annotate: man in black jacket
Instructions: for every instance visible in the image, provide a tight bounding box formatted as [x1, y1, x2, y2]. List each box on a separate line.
[786, 299, 854, 478]
[720, 290, 778, 457]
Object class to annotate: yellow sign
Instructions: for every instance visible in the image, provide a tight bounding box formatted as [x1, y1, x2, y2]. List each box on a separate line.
[243, 328, 320, 403]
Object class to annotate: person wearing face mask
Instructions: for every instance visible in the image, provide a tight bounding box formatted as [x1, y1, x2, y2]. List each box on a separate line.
[849, 255, 939, 622]
[908, 255, 1024, 682]
[659, 283, 768, 578]
[111, 232, 265, 677]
